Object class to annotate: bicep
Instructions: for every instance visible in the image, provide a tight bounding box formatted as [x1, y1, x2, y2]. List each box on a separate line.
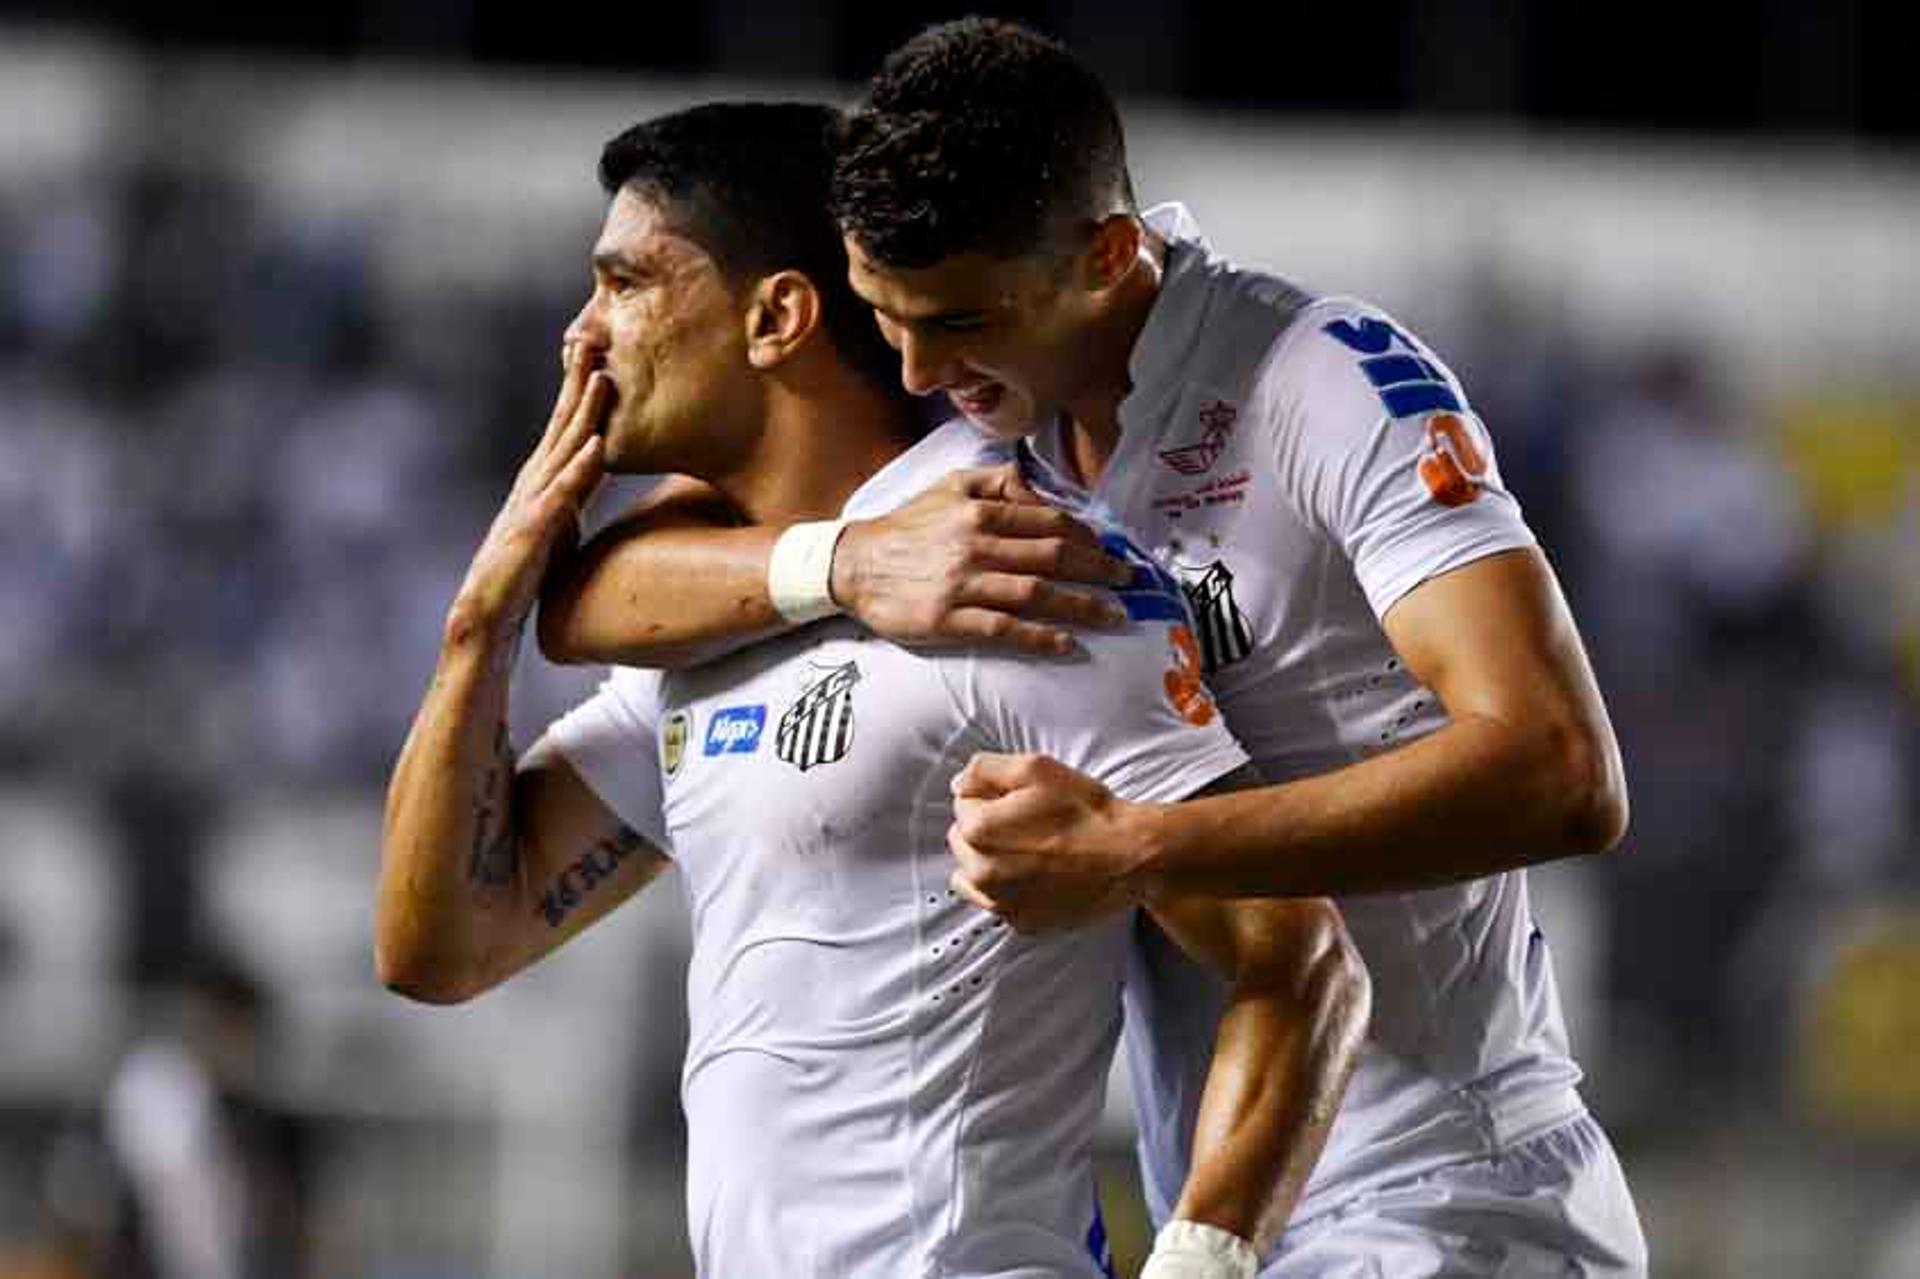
[1380, 546, 1610, 732]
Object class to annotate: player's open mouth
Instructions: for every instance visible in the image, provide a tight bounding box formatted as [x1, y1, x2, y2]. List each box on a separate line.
[950, 383, 1004, 416]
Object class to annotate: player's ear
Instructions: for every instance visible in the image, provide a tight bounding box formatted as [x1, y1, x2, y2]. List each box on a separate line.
[1079, 214, 1142, 294]
[746, 270, 821, 370]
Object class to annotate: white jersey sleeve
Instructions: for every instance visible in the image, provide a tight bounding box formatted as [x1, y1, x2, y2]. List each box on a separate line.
[1262, 299, 1538, 618]
[954, 564, 1251, 804]
[534, 666, 674, 855]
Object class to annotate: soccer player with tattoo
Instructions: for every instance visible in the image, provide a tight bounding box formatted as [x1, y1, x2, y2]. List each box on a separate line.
[539, 21, 1648, 1278]
[377, 102, 1368, 1279]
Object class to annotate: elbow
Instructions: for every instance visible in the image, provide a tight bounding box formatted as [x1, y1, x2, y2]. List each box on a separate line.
[377, 956, 485, 1006]
[373, 931, 490, 1006]
[1543, 720, 1630, 858]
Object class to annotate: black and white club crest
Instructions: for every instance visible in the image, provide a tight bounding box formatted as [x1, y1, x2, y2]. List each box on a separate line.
[1177, 560, 1254, 675]
[775, 660, 861, 772]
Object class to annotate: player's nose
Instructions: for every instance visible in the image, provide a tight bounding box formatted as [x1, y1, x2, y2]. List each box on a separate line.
[563, 296, 611, 368]
[896, 331, 952, 397]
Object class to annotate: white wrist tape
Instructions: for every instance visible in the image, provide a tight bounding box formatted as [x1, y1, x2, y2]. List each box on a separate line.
[1139, 1220, 1259, 1279]
[767, 519, 848, 624]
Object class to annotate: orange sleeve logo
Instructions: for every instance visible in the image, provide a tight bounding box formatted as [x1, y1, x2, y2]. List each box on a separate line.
[1163, 624, 1217, 727]
[1417, 412, 1489, 507]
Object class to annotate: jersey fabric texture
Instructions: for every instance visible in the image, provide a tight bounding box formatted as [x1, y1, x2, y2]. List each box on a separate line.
[543, 419, 1249, 1278]
[1015, 203, 1643, 1274]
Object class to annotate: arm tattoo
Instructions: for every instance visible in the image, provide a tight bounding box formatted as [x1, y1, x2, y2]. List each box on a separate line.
[536, 825, 648, 928]
[469, 720, 520, 889]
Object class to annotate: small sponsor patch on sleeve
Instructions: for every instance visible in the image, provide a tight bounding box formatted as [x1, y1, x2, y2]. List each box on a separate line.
[1416, 412, 1489, 507]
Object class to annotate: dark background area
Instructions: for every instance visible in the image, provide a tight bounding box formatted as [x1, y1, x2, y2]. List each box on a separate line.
[5, 0, 1918, 143]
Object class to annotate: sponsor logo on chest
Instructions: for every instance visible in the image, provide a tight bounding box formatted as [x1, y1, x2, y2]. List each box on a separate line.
[1153, 399, 1253, 521]
[704, 704, 767, 756]
[1157, 399, 1238, 475]
[1152, 469, 1252, 521]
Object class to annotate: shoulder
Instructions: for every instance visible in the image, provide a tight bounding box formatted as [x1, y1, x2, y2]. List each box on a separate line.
[1169, 243, 1317, 393]
[1250, 295, 1468, 426]
[840, 418, 1012, 520]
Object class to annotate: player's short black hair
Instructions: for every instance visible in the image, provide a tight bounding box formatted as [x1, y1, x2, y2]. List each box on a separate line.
[830, 17, 1135, 269]
[598, 102, 901, 392]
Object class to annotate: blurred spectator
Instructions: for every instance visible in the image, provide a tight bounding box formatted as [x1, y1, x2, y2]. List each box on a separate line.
[48, 951, 317, 1279]
[1566, 348, 1821, 1100]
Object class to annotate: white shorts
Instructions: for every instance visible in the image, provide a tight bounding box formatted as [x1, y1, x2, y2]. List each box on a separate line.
[1261, 1113, 1648, 1278]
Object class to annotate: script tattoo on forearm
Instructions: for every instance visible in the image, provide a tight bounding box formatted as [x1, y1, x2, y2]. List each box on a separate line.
[536, 826, 647, 928]
[469, 720, 520, 889]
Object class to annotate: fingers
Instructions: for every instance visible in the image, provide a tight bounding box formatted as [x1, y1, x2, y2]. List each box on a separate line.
[529, 371, 615, 493]
[973, 506, 1133, 586]
[542, 342, 596, 447]
[948, 863, 996, 913]
[952, 751, 1046, 800]
[957, 571, 1126, 628]
[550, 433, 605, 510]
[971, 533, 1135, 591]
[939, 607, 1077, 656]
[565, 371, 615, 450]
[952, 462, 1038, 503]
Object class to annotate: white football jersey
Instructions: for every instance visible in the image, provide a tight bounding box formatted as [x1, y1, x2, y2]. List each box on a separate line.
[1018, 205, 1587, 1245]
[542, 420, 1248, 1279]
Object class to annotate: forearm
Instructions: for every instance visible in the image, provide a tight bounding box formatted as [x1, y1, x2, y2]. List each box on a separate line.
[539, 518, 792, 668]
[377, 612, 525, 1001]
[1173, 926, 1369, 1246]
[1141, 711, 1624, 900]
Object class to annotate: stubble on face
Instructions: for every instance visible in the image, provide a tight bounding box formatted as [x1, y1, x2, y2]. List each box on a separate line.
[587, 191, 746, 473]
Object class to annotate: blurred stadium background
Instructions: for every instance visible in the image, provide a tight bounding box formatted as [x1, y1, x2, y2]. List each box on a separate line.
[0, 4, 1915, 1277]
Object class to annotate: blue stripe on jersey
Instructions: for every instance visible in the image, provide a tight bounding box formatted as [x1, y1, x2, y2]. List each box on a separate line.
[1100, 532, 1190, 623]
[1087, 1198, 1116, 1279]
[1381, 381, 1463, 418]
[1321, 315, 1403, 355]
[1360, 352, 1441, 388]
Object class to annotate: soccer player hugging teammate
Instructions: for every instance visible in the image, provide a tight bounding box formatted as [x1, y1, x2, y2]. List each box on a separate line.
[537, 18, 1649, 1279]
[378, 102, 1367, 1278]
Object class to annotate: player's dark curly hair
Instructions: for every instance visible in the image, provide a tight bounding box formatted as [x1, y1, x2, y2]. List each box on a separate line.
[830, 17, 1135, 269]
[599, 102, 902, 394]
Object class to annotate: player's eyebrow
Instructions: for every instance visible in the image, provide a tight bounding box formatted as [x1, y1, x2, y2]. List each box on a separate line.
[592, 248, 649, 277]
[871, 300, 988, 329]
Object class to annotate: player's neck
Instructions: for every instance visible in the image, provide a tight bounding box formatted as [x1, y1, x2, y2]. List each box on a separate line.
[711, 374, 917, 526]
[1058, 228, 1166, 488]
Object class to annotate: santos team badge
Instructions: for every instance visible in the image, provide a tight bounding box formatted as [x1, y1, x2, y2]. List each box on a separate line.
[1176, 560, 1254, 674]
[775, 661, 861, 772]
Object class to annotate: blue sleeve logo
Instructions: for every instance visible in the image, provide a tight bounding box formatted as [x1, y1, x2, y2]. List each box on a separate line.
[704, 705, 767, 755]
[1323, 315, 1464, 419]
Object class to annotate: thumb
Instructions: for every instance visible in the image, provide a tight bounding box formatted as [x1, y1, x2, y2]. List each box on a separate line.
[956, 462, 1045, 506]
[952, 751, 1030, 800]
